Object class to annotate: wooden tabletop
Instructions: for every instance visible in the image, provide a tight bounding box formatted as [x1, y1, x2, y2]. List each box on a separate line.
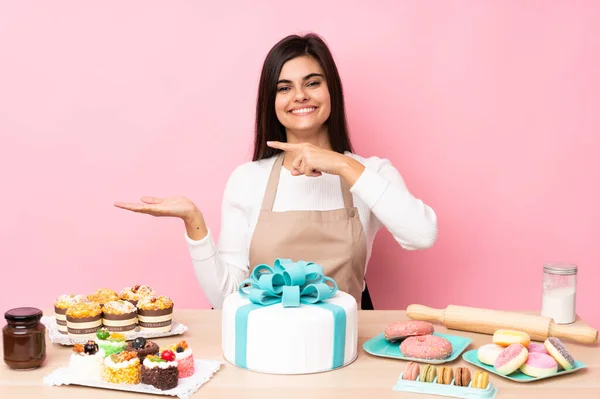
[1, 310, 599, 398]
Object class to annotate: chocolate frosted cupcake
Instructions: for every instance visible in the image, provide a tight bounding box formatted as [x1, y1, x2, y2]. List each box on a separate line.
[54, 294, 90, 335]
[137, 296, 174, 333]
[66, 303, 103, 339]
[119, 285, 155, 306]
[102, 300, 137, 333]
[141, 351, 178, 391]
[125, 337, 159, 362]
[88, 288, 119, 306]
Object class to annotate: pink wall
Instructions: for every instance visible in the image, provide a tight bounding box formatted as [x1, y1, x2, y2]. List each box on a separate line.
[1, 2, 599, 329]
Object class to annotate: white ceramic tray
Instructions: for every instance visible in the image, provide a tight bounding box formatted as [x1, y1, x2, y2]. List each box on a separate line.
[42, 316, 188, 346]
[43, 359, 222, 399]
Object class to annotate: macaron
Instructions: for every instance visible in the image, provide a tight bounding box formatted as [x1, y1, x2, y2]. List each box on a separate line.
[544, 337, 576, 370]
[520, 352, 558, 378]
[437, 366, 453, 384]
[402, 361, 420, 381]
[419, 364, 437, 383]
[472, 370, 489, 389]
[494, 343, 529, 375]
[477, 343, 504, 366]
[454, 367, 471, 386]
[384, 320, 434, 341]
[493, 329, 531, 347]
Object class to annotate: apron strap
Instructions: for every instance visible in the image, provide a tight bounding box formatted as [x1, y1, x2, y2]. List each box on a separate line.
[261, 153, 285, 211]
[260, 152, 355, 211]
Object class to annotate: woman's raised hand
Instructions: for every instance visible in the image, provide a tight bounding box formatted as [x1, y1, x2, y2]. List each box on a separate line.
[114, 196, 199, 221]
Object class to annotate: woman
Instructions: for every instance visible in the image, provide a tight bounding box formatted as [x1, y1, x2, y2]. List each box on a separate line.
[114, 33, 438, 310]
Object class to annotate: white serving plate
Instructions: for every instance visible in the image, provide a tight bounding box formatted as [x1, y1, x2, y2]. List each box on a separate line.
[42, 316, 188, 346]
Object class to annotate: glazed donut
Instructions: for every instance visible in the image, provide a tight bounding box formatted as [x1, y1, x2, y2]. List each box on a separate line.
[384, 320, 434, 341]
[400, 335, 453, 360]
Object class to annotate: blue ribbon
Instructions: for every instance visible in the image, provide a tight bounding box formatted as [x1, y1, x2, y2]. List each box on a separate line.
[234, 258, 346, 371]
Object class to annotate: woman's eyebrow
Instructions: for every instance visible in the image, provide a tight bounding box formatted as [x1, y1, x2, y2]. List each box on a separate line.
[277, 73, 325, 85]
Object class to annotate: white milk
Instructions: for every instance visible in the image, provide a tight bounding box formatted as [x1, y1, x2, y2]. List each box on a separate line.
[541, 286, 576, 324]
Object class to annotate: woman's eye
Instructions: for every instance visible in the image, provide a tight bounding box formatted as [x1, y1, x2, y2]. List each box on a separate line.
[277, 86, 290, 92]
[307, 81, 320, 87]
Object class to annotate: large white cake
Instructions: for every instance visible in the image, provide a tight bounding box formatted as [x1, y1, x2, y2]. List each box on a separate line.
[222, 290, 358, 374]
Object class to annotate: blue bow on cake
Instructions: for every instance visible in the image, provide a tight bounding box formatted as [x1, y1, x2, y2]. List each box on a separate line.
[238, 258, 338, 307]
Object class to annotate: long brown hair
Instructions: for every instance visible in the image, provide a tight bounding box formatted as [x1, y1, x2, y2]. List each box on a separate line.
[252, 33, 353, 161]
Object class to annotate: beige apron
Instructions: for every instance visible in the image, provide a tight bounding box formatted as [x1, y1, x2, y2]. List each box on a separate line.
[248, 153, 368, 307]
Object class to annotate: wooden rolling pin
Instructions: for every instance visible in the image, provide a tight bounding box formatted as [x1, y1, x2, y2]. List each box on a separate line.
[406, 304, 598, 344]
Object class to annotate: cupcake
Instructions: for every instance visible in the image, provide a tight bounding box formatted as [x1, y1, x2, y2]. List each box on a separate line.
[141, 350, 178, 391]
[54, 294, 90, 335]
[96, 328, 127, 356]
[119, 285, 156, 306]
[68, 341, 105, 382]
[162, 340, 194, 378]
[102, 300, 137, 333]
[66, 302, 103, 339]
[137, 296, 174, 333]
[88, 288, 119, 306]
[102, 351, 141, 384]
[125, 337, 159, 362]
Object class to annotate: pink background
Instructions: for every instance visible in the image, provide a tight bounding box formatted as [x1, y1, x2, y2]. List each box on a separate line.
[1, 2, 599, 329]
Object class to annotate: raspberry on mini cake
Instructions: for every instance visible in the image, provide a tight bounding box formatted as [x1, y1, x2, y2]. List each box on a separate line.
[96, 328, 127, 356]
[137, 295, 174, 333]
[125, 337, 159, 362]
[102, 351, 141, 384]
[119, 285, 156, 306]
[66, 303, 103, 339]
[87, 288, 119, 306]
[68, 341, 105, 382]
[141, 350, 178, 391]
[162, 340, 194, 378]
[102, 300, 137, 333]
[54, 294, 90, 335]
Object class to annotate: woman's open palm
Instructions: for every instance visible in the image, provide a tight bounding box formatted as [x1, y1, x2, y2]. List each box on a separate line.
[114, 196, 197, 220]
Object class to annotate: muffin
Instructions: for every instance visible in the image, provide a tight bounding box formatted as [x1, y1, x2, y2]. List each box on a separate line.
[95, 328, 127, 356]
[102, 351, 141, 384]
[162, 340, 194, 378]
[137, 296, 174, 333]
[141, 351, 178, 391]
[68, 341, 105, 382]
[102, 300, 137, 333]
[54, 294, 90, 334]
[119, 285, 156, 306]
[125, 337, 159, 362]
[88, 288, 119, 306]
[66, 302, 103, 339]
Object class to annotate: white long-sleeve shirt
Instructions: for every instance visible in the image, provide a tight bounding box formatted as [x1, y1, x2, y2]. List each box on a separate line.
[186, 152, 438, 308]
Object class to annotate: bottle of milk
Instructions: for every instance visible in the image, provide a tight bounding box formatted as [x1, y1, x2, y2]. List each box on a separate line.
[541, 263, 577, 324]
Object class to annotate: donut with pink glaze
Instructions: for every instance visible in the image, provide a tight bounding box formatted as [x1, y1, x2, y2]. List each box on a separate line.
[400, 335, 453, 360]
[384, 320, 434, 341]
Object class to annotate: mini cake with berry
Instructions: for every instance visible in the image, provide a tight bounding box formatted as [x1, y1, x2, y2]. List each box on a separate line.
[54, 294, 90, 335]
[96, 328, 127, 356]
[88, 288, 119, 306]
[102, 300, 138, 332]
[125, 337, 159, 362]
[66, 302, 103, 339]
[102, 351, 141, 385]
[68, 340, 105, 382]
[137, 295, 174, 333]
[141, 350, 179, 391]
[163, 340, 194, 378]
[119, 285, 156, 306]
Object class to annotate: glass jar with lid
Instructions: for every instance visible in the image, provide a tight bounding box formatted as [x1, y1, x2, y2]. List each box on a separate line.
[3, 307, 47, 370]
[541, 263, 577, 324]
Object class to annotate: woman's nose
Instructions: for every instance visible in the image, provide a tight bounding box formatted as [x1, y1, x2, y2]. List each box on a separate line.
[294, 87, 308, 102]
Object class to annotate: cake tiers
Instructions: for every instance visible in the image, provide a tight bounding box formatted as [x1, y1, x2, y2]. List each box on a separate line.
[103, 312, 137, 333]
[66, 315, 102, 338]
[54, 306, 68, 335]
[137, 308, 172, 332]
